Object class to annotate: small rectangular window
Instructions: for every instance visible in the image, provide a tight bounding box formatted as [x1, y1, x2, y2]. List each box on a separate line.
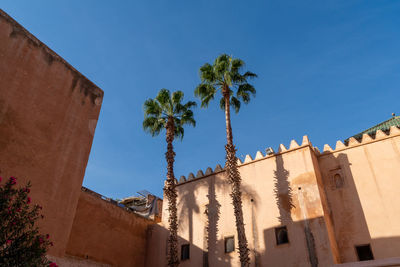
[356, 244, 374, 261]
[181, 244, 190, 261]
[225, 236, 235, 253]
[275, 226, 289, 245]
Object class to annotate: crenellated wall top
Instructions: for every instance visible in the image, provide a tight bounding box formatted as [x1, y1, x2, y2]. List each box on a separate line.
[175, 125, 400, 186]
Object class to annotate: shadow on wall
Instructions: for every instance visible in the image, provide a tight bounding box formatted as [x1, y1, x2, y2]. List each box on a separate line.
[204, 175, 221, 267]
[240, 180, 261, 266]
[274, 154, 294, 225]
[178, 182, 200, 245]
[145, 220, 400, 267]
[145, 223, 206, 267]
[321, 153, 372, 263]
[147, 149, 400, 266]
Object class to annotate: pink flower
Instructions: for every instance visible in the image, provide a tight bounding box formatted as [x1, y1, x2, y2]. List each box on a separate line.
[49, 241, 54, 246]
[49, 262, 58, 267]
[27, 197, 31, 204]
[0, 176, 2, 182]
[39, 237, 44, 244]
[16, 208, 21, 212]
[46, 234, 50, 239]
[6, 240, 12, 245]
[25, 188, 30, 193]
[9, 177, 16, 185]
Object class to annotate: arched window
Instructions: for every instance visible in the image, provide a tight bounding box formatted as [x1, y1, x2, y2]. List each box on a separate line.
[275, 226, 289, 245]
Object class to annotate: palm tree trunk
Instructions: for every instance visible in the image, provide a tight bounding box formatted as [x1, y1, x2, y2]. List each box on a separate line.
[223, 88, 250, 267]
[165, 116, 179, 267]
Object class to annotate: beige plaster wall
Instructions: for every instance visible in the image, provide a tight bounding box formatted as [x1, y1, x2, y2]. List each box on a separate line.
[150, 140, 337, 267]
[66, 189, 155, 267]
[318, 129, 400, 263]
[0, 9, 103, 256]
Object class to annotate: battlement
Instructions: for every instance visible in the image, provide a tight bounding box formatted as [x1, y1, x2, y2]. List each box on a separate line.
[176, 125, 400, 186]
[317, 126, 400, 156]
[176, 135, 314, 186]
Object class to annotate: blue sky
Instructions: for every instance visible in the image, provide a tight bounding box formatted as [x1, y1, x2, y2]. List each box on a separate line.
[2, 1, 399, 199]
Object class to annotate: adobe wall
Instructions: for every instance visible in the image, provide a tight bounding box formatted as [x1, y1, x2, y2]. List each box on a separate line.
[0, 9, 103, 257]
[150, 137, 337, 267]
[65, 189, 156, 267]
[318, 127, 400, 263]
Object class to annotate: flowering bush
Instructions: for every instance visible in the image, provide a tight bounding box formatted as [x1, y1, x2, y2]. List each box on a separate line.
[0, 176, 57, 267]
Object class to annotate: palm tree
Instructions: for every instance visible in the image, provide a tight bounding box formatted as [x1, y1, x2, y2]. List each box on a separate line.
[143, 89, 196, 267]
[195, 54, 257, 267]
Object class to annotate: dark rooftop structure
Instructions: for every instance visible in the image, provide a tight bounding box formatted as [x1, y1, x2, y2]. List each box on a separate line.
[345, 114, 400, 144]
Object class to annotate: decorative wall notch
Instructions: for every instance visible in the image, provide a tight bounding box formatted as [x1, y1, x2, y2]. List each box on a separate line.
[244, 154, 253, 163]
[205, 167, 213, 175]
[302, 135, 310, 146]
[289, 140, 300, 149]
[361, 134, 373, 143]
[255, 151, 264, 159]
[323, 144, 333, 153]
[278, 144, 287, 153]
[196, 170, 204, 178]
[179, 176, 186, 183]
[348, 137, 359, 146]
[335, 140, 346, 150]
[390, 126, 400, 135]
[214, 164, 223, 172]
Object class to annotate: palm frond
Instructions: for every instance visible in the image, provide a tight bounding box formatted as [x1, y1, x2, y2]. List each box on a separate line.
[143, 99, 161, 116]
[231, 58, 244, 74]
[143, 89, 196, 141]
[194, 84, 216, 108]
[181, 109, 196, 127]
[199, 63, 216, 83]
[143, 116, 165, 137]
[171, 91, 184, 106]
[230, 96, 241, 113]
[156, 89, 172, 114]
[174, 123, 185, 140]
[195, 54, 257, 113]
[184, 101, 197, 109]
[243, 71, 257, 79]
[214, 54, 230, 78]
[237, 83, 256, 104]
[219, 97, 226, 110]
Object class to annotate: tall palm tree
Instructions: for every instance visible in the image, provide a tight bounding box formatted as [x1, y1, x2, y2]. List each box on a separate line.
[143, 89, 196, 267]
[195, 54, 257, 267]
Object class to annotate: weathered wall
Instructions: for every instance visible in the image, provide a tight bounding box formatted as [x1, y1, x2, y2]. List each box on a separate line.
[66, 189, 155, 267]
[149, 137, 337, 267]
[0, 9, 103, 257]
[148, 128, 400, 266]
[318, 127, 400, 263]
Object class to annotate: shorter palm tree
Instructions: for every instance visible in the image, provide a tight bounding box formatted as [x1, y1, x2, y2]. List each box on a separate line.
[143, 89, 196, 267]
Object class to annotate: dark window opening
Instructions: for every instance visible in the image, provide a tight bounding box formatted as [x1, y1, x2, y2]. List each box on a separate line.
[275, 226, 289, 245]
[334, 173, 344, 189]
[356, 244, 374, 261]
[181, 244, 190, 261]
[225, 236, 235, 253]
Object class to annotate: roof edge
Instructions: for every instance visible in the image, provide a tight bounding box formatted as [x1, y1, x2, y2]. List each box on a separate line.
[0, 9, 104, 102]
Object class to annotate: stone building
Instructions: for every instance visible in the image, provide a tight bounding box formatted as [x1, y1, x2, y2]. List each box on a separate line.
[146, 117, 400, 267]
[2, 8, 400, 267]
[0, 9, 159, 266]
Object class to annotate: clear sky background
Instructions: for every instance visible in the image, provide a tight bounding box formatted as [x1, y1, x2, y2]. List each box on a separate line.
[2, 1, 399, 199]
